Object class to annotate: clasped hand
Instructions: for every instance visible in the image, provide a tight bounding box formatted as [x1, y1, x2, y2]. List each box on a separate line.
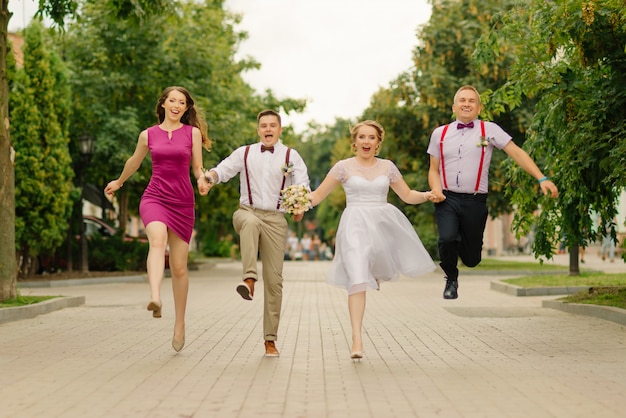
[430, 190, 446, 203]
[197, 177, 211, 196]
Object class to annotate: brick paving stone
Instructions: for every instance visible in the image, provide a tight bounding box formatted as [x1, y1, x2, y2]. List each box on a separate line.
[1, 258, 625, 417]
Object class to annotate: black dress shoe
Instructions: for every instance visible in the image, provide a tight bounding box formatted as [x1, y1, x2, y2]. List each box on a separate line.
[443, 278, 458, 299]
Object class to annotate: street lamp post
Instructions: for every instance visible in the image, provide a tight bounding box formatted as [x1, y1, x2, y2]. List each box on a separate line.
[78, 135, 94, 273]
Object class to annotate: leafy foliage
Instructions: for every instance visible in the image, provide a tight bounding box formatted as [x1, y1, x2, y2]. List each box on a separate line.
[312, 0, 528, 258]
[404, 0, 533, 217]
[11, 20, 74, 276]
[34, 0, 78, 27]
[1, 0, 176, 299]
[295, 119, 353, 244]
[475, 0, 626, 262]
[60, 1, 307, 255]
[87, 234, 148, 271]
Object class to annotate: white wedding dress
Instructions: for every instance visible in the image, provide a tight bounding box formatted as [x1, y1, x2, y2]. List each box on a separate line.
[326, 158, 436, 294]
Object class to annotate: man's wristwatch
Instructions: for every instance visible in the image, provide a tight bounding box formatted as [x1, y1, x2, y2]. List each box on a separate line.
[201, 168, 215, 185]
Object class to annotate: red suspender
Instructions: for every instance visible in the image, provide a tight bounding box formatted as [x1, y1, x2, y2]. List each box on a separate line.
[243, 145, 253, 205]
[243, 145, 292, 209]
[439, 120, 486, 194]
[474, 121, 486, 193]
[439, 124, 450, 190]
[277, 148, 291, 209]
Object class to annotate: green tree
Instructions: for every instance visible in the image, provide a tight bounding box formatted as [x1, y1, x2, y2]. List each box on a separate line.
[63, 0, 306, 256]
[11, 19, 73, 277]
[328, 0, 527, 257]
[63, 0, 174, 232]
[0, 0, 169, 301]
[401, 0, 529, 216]
[1, 0, 77, 301]
[297, 118, 353, 244]
[164, 2, 306, 255]
[474, 0, 626, 271]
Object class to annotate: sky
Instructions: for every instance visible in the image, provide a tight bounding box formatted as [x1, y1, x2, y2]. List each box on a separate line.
[9, 0, 432, 132]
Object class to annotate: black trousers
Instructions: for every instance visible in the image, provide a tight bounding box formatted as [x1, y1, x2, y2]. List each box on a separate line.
[434, 190, 488, 280]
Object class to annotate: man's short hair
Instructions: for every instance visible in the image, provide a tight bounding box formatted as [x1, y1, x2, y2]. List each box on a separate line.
[257, 109, 282, 126]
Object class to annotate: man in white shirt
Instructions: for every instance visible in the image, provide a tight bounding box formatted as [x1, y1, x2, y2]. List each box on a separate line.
[427, 85, 558, 300]
[204, 110, 310, 357]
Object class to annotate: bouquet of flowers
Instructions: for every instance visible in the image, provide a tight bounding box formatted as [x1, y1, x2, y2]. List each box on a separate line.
[280, 184, 312, 215]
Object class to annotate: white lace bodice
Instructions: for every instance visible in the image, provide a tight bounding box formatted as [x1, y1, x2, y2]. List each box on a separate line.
[329, 158, 400, 206]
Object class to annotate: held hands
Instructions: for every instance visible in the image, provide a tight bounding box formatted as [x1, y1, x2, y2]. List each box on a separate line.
[430, 190, 446, 203]
[198, 168, 216, 196]
[197, 176, 210, 196]
[423, 191, 436, 203]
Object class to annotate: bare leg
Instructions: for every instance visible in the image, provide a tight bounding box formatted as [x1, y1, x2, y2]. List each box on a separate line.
[348, 291, 366, 354]
[145, 222, 168, 314]
[167, 231, 189, 344]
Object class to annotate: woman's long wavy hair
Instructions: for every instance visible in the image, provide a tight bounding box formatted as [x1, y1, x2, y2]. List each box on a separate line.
[155, 86, 212, 151]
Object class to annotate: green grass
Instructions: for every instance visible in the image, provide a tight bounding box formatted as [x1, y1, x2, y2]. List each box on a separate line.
[560, 286, 626, 310]
[0, 294, 57, 308]
[502, 272, 626, 288]
[461, 258, 626, 311]
[500, 268, 626, 310]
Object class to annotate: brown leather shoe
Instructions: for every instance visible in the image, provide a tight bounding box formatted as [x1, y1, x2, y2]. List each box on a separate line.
[264, 340, 280, 357]
[236, 278, 255, 301]
[245, 278, 255, 297]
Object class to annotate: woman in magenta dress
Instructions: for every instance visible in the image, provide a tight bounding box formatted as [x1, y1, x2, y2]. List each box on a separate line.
[105, 86, 211, 352]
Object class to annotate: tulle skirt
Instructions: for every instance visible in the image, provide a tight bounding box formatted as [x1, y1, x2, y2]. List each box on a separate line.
[327, 202, 436, 294]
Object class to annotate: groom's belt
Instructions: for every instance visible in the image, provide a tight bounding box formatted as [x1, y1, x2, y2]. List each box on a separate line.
[240, 205, 283, 214]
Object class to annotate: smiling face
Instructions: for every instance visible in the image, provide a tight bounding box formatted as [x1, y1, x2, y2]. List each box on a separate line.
[452, 87, 482, 123]
[161, 89, 189, 123]
[257, 114, 282, 147]
[353, 124, 381, 159]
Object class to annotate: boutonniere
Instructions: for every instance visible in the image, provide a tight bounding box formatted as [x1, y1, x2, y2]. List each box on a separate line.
[282, 161, 294, 177]
[477, 136, 495, 147]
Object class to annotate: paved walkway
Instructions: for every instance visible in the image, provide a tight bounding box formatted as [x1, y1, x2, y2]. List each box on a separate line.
[1, 254, 625, 418]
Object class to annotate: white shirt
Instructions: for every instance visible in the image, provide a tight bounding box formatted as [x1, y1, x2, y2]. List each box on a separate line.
[427, 119, 511, 194]
[212, 141, 310, 211]
[287, 234, 300, 252]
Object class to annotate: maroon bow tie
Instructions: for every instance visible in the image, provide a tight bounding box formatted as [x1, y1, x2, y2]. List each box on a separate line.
[261, 145, 274, 153]
[457, 121, 474, 129]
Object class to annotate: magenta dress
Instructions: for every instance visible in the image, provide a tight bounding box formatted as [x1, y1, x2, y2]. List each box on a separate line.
[139, 124, 195, 243]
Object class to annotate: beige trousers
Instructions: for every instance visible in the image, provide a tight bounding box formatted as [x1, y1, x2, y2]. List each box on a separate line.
[233, 206, 288, 341]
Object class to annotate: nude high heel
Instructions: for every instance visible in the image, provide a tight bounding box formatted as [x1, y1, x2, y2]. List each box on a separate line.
[172, 335, 185, 352]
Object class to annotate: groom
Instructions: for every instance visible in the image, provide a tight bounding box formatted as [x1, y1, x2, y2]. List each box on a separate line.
[203, 110, 310, 356]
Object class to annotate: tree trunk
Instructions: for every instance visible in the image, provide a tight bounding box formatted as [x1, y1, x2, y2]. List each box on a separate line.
[0, 1, 17, 301]
[569, 245, 580, 276]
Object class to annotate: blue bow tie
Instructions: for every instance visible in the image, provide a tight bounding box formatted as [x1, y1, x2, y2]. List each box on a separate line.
[457, 121, 474, 129]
